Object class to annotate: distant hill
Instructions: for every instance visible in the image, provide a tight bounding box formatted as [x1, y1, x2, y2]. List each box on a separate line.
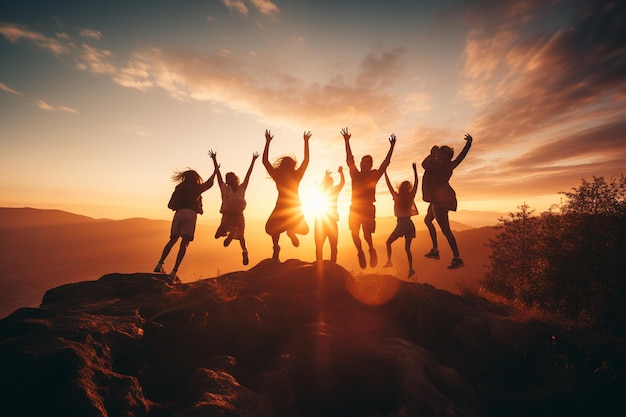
[0, 207, 108, 228]
[0, 207, 498, 318]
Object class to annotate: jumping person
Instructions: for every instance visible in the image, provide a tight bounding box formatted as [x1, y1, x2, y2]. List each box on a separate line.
[209, 150, 258, 265]
[341, 127, 396, 269]
[314, 167, 345, 263]
[262, 129, 311, 262]
[422, 133, 473, 269]
[154, 166, 217, 282]
[383, 163, 419, 278]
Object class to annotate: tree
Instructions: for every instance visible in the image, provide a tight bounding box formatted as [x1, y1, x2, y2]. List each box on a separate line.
[483, 176, 626, 334]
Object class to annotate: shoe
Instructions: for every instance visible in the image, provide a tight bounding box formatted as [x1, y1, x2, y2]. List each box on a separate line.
[272, 245, 281, 262]
[168, 270, 180, 283]
[287, 231, 299, 247]
[242, 250, 249, 266]
[424, 249, 440, 260]
[224, 234, 233, 247]
[369, 248, 378, 268]
[357, 251, 366, 269]
[383, 261, 393, 268]
[154, 263, 165, 273]
[407, 269, 416, 279]
[447, 258, 465, 269]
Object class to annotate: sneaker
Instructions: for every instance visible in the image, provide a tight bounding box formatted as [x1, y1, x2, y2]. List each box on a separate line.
[383, 261, 393, 268]
[287, 231, 299, 247]
[224, 234, 233, 247]
[357, 251, 366, 269]
[154, 263, 165, 273]
[424, 249, 440, 260]
[447, 258, 465, 269]
[242, 250, 249, 266]
[369, 248, 378, 268]
[407, 269, 416, 279]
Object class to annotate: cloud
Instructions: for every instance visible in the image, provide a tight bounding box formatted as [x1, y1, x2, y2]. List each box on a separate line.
[36, 99, 78, 113]
[249, 0, 280, 16]
[221, 0, 249, 16]
[0, 82, 22, 95]
[80, 28, 102, 40]
[220, 0, 280, 17]
[0, 22, 72, 55]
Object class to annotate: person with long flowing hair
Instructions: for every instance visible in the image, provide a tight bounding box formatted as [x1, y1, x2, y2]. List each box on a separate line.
[262, 129, 311, 262]
[154, 166, 216, 282]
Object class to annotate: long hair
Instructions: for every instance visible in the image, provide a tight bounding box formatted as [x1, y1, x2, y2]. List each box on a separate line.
[225, 172, 240, 192]
[172, 169, 202, 185]
[397, 180, 413, 211]
[270, 154, 298, 181]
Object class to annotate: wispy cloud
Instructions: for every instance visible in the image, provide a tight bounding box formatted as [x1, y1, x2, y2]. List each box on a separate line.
[0, 82, 22, 95]
[220, 0, 280, 17]
[0, 22, 71, 55]
[79, 28, 102, 40]
[36, 99, 78, 113]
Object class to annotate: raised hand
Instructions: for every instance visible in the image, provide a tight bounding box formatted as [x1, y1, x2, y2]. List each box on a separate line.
[464, 133, 473, 142]
[412, 162, 417, 171]
[265, 129, 273, 142]
[389, 133, 397, 145]
[337, 166, 343, 174]
[303, 131, 312, 141]
[252, 151, 259, 161]
[208, 149, 217, 160]
[340, 127, 351, 140]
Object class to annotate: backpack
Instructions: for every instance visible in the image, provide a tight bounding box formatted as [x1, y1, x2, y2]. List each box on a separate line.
[168, 187, 183, 210]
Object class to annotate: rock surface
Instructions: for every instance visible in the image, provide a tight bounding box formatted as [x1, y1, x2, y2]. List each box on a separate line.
[0, 259, 624, 416]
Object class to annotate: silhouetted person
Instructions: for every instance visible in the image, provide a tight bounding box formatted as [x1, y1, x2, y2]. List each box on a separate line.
[154, 166, 216, 282]
[383, 162, 419, 278]
[263, 129, 311, 262]
[209, 149, 258, 266]
[314, 167, 345, 263]
[342, 127, 396, 269]
[422, 133, 473, 269]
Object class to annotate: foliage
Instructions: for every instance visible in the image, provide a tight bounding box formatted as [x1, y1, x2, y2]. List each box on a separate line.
[482, 176, 626, 335]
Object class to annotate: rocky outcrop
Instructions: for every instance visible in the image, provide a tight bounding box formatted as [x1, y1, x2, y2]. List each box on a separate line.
[0, 260, 623, 416]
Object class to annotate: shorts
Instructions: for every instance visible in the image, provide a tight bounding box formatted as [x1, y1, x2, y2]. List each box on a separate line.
[171, 208, 198, 241]
[349, 204, 376, 234]
[390, 217, 416, 239]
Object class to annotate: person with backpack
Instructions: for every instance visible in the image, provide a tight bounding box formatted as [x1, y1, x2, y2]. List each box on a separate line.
[209, 149, 259, 265]
[154, 166, 216, 282]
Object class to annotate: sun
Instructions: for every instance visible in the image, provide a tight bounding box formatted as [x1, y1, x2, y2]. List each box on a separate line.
[300, 184, 333, 220]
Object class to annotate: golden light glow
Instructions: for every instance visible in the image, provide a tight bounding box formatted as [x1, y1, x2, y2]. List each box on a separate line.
[300, 185, 333, 220]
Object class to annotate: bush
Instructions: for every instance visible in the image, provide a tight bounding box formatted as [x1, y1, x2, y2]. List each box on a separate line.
[482, 176, 626, 335]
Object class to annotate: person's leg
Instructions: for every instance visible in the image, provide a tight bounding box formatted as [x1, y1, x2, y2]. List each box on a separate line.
[405, 237, 415, 277]
[155, 235, 179, 272]
[239, 237, 249, 265]
[424, 204, 440, 259]
[271, 234, 281, 262]
[170, 236, 191, 277]
[433, 205, 463, 269]
[328, 222, 338, 263]
[364, 206, 377, 267]
[314, 220, 324, 261]
[384, 226, 401, 267]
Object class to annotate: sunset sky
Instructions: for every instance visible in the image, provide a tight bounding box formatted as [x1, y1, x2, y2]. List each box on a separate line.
[1, 0, 624, 227]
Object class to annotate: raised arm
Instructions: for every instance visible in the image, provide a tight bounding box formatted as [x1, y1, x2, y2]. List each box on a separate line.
[384, 170, 395, 196]
[410, 162, 418, 198]
[262, 129, 275, 175]
[334, 166, 345, 192]
[451, 133, 473, 169]
[200, 165, 217, 192]
[341, 127, 356, 172]
[208, 149, 223, 187]
[241, 152, 259, 190]
[297, 131, 311, 176]
[376, 133, 397, 179]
